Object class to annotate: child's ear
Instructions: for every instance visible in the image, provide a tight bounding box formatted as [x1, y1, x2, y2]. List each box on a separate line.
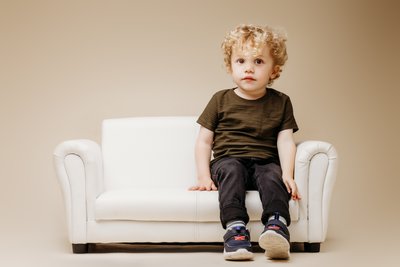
[271, 65, 281, 78]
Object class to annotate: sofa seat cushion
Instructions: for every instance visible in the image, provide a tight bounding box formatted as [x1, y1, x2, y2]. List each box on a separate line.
[95, 188, 299, 222]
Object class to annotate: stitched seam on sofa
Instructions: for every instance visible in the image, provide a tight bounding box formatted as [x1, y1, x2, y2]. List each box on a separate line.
[70, 153, 88, 242]
[308, 152, 327, 241]
[321, 156, 333, 237]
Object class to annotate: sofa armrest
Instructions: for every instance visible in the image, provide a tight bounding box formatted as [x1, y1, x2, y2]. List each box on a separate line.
[53, 139, 104, 244]
[295, 140, 338, 242]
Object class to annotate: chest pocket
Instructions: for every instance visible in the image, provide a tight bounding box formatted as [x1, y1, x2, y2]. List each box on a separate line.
[259, 114, 282, 139]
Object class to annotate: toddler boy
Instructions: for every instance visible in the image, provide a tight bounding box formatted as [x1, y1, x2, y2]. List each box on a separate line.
[190, 24, 300, 261]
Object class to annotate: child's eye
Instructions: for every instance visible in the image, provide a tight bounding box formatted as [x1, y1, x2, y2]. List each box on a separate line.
[236, 58, 245, 64]
[255, 59, 264, 64]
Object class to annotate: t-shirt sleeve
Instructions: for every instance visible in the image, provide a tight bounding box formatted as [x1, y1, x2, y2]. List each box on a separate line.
[197, 93, 219, 131]
[280, 97, 299, 133]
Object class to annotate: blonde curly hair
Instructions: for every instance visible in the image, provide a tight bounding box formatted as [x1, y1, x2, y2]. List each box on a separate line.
[222, 24, 288, 85]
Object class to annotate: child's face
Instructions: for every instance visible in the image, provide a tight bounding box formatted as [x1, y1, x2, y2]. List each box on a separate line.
[230, 43, 278, 95]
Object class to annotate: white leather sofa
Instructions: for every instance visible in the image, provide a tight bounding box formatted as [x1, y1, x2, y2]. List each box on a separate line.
[53, 116, 338, 253]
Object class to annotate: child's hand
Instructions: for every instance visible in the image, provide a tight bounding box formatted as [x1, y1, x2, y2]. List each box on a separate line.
[283, 177, 301, 200]
[189, 177, 217, 191]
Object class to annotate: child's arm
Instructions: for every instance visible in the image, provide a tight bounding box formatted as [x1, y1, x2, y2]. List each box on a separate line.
[277, 129, 301, 200]
[189, 126, 217, 191]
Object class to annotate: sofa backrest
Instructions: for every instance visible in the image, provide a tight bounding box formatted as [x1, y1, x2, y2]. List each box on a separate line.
[102, 116, 199, 190]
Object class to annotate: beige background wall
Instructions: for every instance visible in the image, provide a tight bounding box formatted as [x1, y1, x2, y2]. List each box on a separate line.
[1, 0, 399, 266]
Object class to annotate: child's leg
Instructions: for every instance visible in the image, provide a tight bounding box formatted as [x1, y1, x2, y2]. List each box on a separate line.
[211, 157, 251, 228]
[252, 161, 291, 226]
[211, 157, 253, 260]
[252, 161, 291, 259]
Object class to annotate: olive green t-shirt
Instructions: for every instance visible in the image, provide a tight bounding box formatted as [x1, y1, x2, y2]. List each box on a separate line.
[197, 88, 299, 163]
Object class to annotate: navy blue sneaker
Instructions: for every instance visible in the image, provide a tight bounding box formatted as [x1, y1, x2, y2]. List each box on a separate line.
[258, 217, 290, 259]
[223, 226, 254, 260]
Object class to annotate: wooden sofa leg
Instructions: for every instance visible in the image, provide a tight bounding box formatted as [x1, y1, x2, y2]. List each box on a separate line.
[304, 242, 320, 252]
[72, 243, 89, 253]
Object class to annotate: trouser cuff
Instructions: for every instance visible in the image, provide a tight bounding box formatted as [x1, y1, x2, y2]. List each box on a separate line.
[220, 205, 249, 229]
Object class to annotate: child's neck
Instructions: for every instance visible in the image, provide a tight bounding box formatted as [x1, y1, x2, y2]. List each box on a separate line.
[234, 87, 267, 100]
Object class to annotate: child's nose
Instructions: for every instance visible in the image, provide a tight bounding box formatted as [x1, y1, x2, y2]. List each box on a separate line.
[245, 63, 254, 73]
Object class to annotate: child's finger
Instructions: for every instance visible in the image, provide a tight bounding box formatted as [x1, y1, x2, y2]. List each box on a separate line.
[211, 183, 218, 191]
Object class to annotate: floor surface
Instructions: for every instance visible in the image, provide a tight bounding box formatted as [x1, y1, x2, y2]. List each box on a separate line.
[1, 229, 397, 267]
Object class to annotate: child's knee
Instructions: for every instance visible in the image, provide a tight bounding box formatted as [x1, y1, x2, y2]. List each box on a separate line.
[213, 158, 247, 177]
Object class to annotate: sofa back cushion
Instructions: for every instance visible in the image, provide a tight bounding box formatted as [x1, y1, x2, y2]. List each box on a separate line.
[101, 117, 199, 190]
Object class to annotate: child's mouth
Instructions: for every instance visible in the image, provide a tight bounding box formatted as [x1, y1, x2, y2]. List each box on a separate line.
[242, 77, 256, 81]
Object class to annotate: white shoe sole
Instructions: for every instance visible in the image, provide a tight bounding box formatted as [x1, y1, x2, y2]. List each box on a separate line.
[258, 230, 290, 259]
[223, 248, 254, 261]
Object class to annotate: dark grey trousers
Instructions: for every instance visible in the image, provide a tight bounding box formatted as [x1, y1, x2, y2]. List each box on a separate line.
[211, 157, 291, 229]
